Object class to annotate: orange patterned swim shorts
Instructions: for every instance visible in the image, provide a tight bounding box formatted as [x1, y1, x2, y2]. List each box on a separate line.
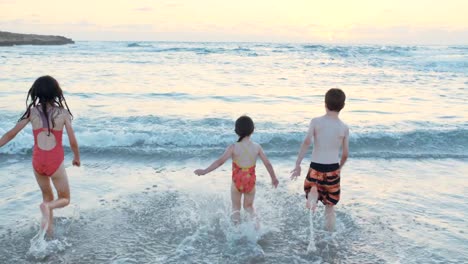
[304, 166, 341, 206]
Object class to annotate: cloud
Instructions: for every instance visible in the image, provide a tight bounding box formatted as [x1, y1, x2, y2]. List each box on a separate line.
[134, 7, 153, 12]
[110, 24, 154, 31]
[337, 25, 468, 45]
[1, 17, 467, 44]
[1, 19, 98, 29]
[162, 0, 183, 8]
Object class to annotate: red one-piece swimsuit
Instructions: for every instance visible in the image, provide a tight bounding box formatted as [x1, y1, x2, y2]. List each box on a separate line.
[32, 108, 64, 176]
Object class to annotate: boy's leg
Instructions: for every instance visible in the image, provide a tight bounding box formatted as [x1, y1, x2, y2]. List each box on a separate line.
[324, 205, 336, 231]
[33, 170, 54, 232]
[306, 186, 318, 212]
[230, 184, 242, 224]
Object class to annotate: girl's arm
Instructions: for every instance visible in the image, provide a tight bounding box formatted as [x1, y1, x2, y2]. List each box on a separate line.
[339, 127, 349, 169]
[0, 119, 29, 148]
[194, 145, 234, 176]
[64, 115, 80, 166]
[258, 146, 279, 188]
[290, 120, 314, 180]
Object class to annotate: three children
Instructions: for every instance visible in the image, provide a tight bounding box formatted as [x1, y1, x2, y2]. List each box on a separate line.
[0, 77, 348, 234]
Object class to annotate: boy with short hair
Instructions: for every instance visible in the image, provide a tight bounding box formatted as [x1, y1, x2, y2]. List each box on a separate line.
[290, 88, 349, 231]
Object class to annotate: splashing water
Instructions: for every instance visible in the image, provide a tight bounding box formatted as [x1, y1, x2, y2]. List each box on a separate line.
[26, 205, 79, 260]
[1, 160, 467, 263]
[65, 204, 80, 233]
[27, 225, 48, 259]
[27, 229, 70, 261]
[307, 209, 317, 253]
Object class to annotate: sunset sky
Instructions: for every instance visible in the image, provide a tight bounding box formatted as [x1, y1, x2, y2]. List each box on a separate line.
[1, 0, 467, 44]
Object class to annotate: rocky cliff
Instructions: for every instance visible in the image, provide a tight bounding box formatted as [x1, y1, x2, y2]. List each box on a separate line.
[0, 31, 74, 46]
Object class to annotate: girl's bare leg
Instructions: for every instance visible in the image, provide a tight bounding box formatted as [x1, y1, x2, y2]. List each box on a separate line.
[49, 163, 70, 210]
[34, 170, 54, 234]
[230, 183, 242, 225]
[306, 186, 318, 212]
[34, 163, 70, 236]
[325, 205, 336, 231]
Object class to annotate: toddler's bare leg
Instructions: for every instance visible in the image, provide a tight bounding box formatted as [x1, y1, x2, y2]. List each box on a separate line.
[325, 205, 336, 231]
[230, 183, 242, 225]
[243, 187, 259, 228]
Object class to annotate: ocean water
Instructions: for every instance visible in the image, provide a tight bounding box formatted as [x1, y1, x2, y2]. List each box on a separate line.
[0, 42, 466, 263]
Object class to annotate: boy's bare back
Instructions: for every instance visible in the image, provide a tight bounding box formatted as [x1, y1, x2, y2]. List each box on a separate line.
[308, 114, 349, 164]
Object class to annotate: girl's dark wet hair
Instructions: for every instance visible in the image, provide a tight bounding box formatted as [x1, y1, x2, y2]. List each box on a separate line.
[235, 115, 254, 142]
[19, 76, 73, 134]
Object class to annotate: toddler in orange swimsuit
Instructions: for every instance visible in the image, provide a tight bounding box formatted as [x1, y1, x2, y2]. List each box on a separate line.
[291, 88, 349, 232]
[194, 115, 279, 224]
[0, 76, 80, 236]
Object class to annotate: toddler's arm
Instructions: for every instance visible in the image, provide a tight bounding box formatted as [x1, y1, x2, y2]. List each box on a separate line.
[258, 146, 279, 188]
[64, 114, 80, 166]
[194, 145, 234, 176]
[339, 127, 349, 169]
[291, 120, 314, 180]
[0, 119, 29, 148]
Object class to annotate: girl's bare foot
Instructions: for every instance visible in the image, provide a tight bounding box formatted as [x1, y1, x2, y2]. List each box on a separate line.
[46, 218, 54, 237]
[39, 203, 50, 231]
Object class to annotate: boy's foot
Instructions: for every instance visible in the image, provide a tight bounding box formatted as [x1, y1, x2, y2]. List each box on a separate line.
[39, 203, 50, 231]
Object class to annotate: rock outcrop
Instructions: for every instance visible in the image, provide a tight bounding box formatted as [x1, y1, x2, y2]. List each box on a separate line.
[0, 31, 74, 46]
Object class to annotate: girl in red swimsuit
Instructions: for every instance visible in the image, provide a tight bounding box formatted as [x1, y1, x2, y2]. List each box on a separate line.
[0, 76, 80, 237]
[194, 116, 279, 224]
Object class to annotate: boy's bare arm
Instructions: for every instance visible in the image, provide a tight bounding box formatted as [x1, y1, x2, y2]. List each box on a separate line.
[258, 146, 279, 188]
[295, 135, 312, 167]
[339, 127, 349, 169]
[194, 145, 234, 176]
[291, 120, 314, 179]
[0, 119, 29, 148]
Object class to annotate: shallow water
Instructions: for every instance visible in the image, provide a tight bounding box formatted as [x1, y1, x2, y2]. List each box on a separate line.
[0, 42, 467, 263]
[0, 159, 466, 263]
